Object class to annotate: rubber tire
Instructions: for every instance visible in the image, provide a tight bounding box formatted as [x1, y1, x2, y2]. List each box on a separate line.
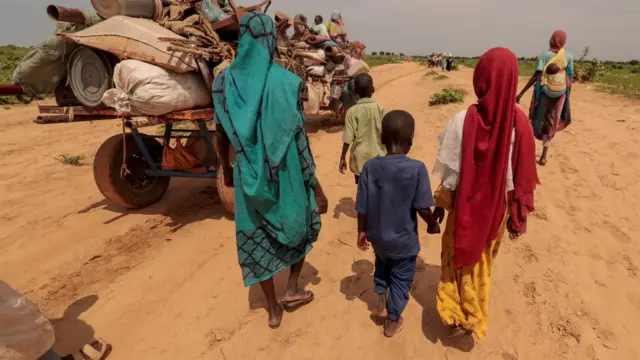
[93, 134, 170, 209]
[216, 144, 235, 214]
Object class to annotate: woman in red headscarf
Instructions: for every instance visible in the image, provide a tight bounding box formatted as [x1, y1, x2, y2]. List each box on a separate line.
[517, 30, 574, 165]
[432, 47, 539, 339]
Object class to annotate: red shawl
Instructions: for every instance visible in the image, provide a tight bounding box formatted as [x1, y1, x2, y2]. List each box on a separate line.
[453, 47, 539, 267]
[550, 30, 567, 52]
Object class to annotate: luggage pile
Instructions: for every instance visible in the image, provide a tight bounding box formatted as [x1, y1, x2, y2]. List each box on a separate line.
[272, 12, 370, 115]
[10, 0, 369, 117]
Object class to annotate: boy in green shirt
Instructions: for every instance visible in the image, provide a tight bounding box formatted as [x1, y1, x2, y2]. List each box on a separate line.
[339, 74, 387, 183]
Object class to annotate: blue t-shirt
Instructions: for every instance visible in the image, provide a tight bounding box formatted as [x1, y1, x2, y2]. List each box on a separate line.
[355, 155, 434, 260]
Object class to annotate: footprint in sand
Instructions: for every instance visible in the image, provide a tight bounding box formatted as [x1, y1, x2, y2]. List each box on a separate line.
[523, 281, 539, 304]
[601, 219, 632, 244]
[519, 243, 540, 264]
[622, 255, 639, 278]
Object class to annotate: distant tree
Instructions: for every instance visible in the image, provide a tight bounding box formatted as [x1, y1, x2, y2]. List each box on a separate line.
[371, 51, 378, 56]
[579, 46, 590, 62]
[399, 52, 405, 57]
[630, 59, 639, 66]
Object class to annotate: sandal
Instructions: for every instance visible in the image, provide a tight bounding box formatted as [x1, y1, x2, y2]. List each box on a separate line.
[281, 290, 314, 308]
[71, 338, 110, 360]
[448, 326, 473, 338]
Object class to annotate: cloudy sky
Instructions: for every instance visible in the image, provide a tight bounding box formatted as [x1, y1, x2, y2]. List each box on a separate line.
[4, 0, 640, 61]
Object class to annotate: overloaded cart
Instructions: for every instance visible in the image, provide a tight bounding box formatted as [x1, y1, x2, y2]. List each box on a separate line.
[1, 0, 370, 213]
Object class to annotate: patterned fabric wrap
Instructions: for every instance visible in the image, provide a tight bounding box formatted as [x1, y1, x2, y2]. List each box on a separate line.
[212, 11, 321, 287]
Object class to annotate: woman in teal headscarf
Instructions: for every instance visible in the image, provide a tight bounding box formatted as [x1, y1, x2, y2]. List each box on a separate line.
[213, 11, 328, 329]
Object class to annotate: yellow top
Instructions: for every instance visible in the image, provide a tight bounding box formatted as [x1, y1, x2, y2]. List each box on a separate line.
[343, 98, 387, 175]
[541, 48, 568, 93]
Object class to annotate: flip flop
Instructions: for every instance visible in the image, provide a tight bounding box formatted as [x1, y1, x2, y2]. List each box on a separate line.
[448, 326, 473, 338]
[281, 290, 314, 308]
[71, 338, 110, 360]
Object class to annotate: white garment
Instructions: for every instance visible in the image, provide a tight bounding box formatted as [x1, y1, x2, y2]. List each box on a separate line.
[0, 281, 55, 360]
[432, 110, 515, 191]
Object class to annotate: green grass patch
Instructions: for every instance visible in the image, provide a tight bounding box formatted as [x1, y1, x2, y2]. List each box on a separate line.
[454, 58, 478, 69]
[0, 45, 31, 106]
[429, 88, 466, 106]
[434, 75, 449, 81]
[363, 55, 401, 68]
[55, 153, 86, 166]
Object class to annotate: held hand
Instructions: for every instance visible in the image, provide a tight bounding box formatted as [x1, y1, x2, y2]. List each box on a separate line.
[433, 207, 445, 224]
[357, 232, 370, 251]
[339, 158, 347, 174]
[427, 221, 441, 235]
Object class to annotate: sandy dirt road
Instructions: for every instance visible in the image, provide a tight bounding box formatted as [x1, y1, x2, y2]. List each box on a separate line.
[2, 63, 640, 360]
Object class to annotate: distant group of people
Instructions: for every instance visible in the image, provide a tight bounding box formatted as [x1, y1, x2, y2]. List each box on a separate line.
[213, 10, 575, 339]
[428, 52, 453, 71]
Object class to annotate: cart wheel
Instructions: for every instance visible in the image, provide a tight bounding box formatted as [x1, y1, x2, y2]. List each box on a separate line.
[216, 144, 235, 214]
[93, 134, 170, 209]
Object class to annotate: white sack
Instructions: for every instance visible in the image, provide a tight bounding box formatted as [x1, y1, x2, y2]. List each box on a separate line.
[102, 60, 212, 116]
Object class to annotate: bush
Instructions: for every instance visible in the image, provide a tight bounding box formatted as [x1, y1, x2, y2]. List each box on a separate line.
[573, 59, 603, 82]
[55, 153, 86, 166]
[429, 88, 466, 106]
[630, 59, 639, 66]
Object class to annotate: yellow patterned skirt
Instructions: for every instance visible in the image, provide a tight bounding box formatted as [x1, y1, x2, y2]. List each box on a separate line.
[434, 186, 507, 339]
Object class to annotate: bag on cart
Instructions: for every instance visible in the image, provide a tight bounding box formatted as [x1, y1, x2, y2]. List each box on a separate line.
[102, 59, 212, 116]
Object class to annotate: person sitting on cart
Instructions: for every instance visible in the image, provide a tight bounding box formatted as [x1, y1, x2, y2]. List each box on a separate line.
[339, 73, 387, 185]
[327, 11, 349, 46]
[311, 15, 329, 37]
[212, 11, 329, 329]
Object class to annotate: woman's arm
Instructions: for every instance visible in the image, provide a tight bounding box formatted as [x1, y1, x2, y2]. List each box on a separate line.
[516, 71, 541, 104]
[214, 124, 233, 186]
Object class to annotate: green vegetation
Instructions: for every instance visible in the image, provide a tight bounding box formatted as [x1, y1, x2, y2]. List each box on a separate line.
[429, 88, 466, 106]
[55, 153, 86, 166]
[364, 55, 401, 67]
[0, 45, 30, 105]
[434, 75, 449, 81]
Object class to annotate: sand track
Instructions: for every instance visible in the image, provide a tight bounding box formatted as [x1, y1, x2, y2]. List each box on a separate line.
[2, 63, 640, 360]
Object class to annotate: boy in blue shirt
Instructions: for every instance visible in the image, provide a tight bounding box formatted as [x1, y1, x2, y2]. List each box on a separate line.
[355, 110, 441, 337]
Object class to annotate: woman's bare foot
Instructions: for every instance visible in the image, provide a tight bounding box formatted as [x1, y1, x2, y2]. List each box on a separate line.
[448, 325, 473, 338]
[383, 317, 404, 338]
[267, 303, 283, 329]
[538, 157, 548, 166]
[372, 293, 388, 318]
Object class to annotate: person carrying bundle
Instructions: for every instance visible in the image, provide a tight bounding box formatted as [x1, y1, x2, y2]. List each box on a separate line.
[517, 30, 573, 166]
